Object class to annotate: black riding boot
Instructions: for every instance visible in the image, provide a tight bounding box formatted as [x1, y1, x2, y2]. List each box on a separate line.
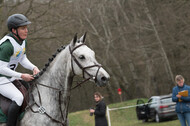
[7, 101, 21, 126]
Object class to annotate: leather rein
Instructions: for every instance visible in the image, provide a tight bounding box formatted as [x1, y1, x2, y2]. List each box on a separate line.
[26, 43, 102, 126]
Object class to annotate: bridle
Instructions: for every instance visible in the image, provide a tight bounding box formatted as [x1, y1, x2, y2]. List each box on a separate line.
[26, 43, 103, 126]
[69, 43, 102, 89]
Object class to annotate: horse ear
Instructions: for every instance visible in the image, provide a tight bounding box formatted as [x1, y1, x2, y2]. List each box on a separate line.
[71, 33, 78, 46]
[79, 32, 87, 43]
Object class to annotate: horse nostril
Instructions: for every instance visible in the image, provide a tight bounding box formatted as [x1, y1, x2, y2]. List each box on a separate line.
[96, 76, 109, 86]
[101, 76, 107, 82]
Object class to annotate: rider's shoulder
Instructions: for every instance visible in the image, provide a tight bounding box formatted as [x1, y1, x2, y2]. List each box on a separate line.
[0, 39, 12, 47]
[0, 38, 14, 51]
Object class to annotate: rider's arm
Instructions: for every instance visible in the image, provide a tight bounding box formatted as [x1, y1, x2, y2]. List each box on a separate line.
[19, 54, 36, 71]
[0, 41, 22, 78]
[0, 60, 22, 78]
[0, 41, 13, 62]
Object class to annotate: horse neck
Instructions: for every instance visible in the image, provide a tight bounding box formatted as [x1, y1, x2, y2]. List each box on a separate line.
[38, 46, 73, 88]
[33, 46, 74, 124]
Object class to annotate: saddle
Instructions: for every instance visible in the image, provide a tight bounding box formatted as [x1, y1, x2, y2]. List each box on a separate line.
[0, 80, 29, 122]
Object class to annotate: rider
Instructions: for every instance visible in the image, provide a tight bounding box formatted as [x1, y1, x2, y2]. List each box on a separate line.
[0, 14, 40, 126]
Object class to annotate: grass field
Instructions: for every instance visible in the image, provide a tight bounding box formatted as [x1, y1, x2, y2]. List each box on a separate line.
[68, 99, 180, 126]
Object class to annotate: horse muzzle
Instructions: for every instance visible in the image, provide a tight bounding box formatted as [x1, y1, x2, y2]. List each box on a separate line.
[96, 72, 110, 87]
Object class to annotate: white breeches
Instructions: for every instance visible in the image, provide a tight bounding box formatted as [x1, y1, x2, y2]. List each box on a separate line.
[0, 77, 23, 106]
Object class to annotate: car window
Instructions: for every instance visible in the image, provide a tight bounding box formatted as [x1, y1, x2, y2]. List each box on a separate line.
[148, 98, 158, 106]
[148, 98, 152, 103]
[152, 98, 158, 104]
[161, 97, 172, 104]
[137, 99, 145, 106]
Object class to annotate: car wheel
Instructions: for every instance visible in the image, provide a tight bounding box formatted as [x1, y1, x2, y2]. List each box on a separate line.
[155, 113, 160, 123]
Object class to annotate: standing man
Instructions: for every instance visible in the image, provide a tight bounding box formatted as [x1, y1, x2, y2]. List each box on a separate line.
[172, 75, 190, 126]
[90, 92, 108, 126]
[0, 14, 40, 126]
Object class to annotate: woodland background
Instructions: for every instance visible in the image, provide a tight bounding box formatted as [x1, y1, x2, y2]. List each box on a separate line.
[0, 0, 190, 112]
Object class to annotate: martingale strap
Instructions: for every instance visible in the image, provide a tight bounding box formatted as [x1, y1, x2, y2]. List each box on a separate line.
[25, 82, 67, 126]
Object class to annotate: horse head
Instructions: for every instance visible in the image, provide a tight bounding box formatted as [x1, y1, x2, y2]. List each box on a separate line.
[69, 33, 110, 87]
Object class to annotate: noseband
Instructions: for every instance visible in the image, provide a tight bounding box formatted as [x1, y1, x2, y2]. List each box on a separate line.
[69, 43, 102, 84]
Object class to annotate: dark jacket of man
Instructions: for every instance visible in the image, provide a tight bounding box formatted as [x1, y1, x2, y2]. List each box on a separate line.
[94, 100, 108, 126]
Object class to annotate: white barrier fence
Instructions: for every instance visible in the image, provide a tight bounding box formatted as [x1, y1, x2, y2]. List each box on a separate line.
[106, 104, 138, 126]
[106, 102, 153, 126]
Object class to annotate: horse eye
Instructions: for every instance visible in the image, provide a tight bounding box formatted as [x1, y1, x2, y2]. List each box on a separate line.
[79, 55, 85, 60]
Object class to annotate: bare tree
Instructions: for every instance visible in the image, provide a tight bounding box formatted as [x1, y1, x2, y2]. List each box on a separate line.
[0, 0, 190, 111]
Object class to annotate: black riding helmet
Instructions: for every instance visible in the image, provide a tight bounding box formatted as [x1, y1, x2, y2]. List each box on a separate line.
[7, 14, 31, 31]
[7, 14, 31, 41]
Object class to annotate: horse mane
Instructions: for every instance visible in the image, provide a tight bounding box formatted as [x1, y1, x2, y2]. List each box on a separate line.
[33, 45, 67, 79]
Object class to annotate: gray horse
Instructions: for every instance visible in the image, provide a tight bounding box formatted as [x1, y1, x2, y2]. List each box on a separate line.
[7, 33, 109, 126]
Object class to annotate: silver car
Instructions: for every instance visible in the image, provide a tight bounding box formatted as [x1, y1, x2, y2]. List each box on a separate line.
[136, 94, 177, 122]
